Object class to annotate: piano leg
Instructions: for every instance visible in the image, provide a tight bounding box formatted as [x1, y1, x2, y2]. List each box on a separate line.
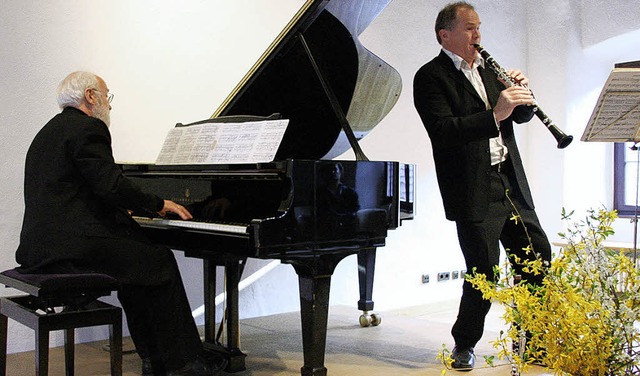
[297, 273, 331, 376]
[202, 258, 247, 373]
[357, 248, 381, 327]
[289, 253, 353, 376]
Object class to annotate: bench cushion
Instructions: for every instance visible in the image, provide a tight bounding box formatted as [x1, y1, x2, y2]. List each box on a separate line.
[0, 268, 119, 297]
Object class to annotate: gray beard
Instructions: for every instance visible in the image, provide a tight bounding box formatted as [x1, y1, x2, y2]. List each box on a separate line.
[93, 99, 111, 127]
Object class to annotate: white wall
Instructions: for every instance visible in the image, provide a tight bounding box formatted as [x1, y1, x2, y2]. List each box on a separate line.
[1, 0, 639, 353]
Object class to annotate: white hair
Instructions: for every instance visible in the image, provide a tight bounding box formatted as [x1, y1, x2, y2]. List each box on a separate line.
[56, 71, 99, 110]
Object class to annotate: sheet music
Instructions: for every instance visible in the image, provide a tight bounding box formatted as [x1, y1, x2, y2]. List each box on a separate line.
[155, 119, 289, 164]
[582, 67, 640, 142]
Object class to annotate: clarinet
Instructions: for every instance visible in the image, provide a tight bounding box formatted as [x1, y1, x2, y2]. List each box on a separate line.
[474, 44, 573, 149]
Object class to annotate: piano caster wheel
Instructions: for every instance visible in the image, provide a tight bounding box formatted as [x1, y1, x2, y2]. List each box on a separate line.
[370, 313, 381, 326]
[359, 312, 382, 327]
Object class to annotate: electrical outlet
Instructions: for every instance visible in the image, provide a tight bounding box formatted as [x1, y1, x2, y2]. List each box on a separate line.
[452, 271, 459, 279]
[422, 274, 430, 284]
[461, 270, 466, 279]
[437, 272, 450, 281]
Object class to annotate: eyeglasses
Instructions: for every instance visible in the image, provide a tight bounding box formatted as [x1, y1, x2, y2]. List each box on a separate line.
[91, 88, 114, 103]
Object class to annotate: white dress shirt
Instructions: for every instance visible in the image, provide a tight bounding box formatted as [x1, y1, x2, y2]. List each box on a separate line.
[443, 48, 508, 165]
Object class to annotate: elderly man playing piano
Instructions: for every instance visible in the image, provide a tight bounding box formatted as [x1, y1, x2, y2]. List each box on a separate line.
[15, 71, 225, 376]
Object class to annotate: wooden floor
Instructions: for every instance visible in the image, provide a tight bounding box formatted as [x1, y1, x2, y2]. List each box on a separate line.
[4, 300, 552, 375]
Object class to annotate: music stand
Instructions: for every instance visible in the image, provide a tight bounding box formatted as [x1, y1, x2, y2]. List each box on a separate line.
[581, 61, 640, 262]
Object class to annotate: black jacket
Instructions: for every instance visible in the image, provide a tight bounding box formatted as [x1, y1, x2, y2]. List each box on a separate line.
[16, 107, 163, 273]
[413, 50, 535, 221]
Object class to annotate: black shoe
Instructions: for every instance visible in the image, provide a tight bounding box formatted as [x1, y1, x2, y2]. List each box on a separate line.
[167, 354, 227, 376]
[141, 358, 154, 376]
[451, 346, 475, 371]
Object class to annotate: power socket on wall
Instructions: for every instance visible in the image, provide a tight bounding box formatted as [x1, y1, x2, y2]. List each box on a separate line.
[422, 270, 466, 284]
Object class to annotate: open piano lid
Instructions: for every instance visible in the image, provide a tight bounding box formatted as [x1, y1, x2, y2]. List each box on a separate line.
[212, 0, 401, 161]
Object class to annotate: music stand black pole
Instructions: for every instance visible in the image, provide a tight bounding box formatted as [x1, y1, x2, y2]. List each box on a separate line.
[632, 144, 640, 264]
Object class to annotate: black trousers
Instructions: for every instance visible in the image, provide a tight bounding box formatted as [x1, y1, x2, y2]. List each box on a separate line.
[451, 161, 551, 349]
[43, 235, 204, 374]
[116, 246, 204, 373]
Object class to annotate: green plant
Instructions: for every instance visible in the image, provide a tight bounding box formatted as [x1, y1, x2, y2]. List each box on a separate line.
[450, 208, 640, 375]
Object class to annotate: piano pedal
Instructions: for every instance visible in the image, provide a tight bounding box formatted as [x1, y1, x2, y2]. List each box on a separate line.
[358, 311, 381, 327]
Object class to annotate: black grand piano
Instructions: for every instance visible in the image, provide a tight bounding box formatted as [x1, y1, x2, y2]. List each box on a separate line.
[122, 1, 414, 375]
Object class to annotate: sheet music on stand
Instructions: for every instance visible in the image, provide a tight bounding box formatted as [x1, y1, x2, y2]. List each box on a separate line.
[155, 118, 289, 165]
[581, 62, 640, 142]
[581, 61, 640, 264]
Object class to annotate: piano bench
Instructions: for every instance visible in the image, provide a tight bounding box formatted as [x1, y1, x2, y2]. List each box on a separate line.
[0, 268, 122, 376]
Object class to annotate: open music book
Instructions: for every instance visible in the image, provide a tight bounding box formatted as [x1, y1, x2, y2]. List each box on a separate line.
[582, 64, 640, 142]
[155, 118, 289, 165]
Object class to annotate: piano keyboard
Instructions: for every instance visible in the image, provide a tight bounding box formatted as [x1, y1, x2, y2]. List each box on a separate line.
[133, 216, 248, 234]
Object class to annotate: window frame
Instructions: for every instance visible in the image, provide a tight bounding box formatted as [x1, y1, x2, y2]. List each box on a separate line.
[614, 142, 640, 217]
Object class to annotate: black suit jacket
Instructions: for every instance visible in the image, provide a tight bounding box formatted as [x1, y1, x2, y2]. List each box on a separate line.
[413, 50, 535, 221]
[16, 107, 164, 273]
